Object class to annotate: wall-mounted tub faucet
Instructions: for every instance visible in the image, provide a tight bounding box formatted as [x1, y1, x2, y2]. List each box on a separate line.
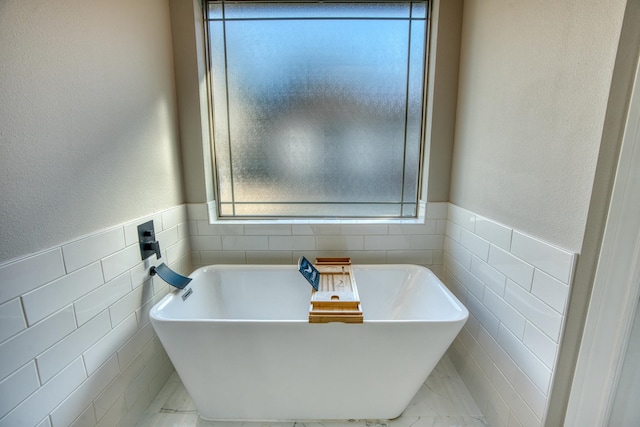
[137, 220, 192, 290]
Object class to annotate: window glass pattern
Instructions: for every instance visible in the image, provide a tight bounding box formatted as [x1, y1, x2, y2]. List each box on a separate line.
[207, 1, 428, 218]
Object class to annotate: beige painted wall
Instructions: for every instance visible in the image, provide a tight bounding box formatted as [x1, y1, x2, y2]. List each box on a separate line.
[169, 0, 214, 204]
[0, 0, 184, 263]
[424, 0, 464, 202]
[450, 0, 627, 252]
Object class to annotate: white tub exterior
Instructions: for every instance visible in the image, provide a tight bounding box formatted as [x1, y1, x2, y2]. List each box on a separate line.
[150, 264, 468, 421]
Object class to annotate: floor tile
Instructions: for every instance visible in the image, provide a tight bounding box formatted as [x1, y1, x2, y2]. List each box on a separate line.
[135, 412, 200, 427]
[136, 355, 489, 427]
[390, 416, 489, 427]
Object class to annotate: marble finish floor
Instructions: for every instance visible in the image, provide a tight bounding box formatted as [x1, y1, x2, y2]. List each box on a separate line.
[135, 355, 489, 427]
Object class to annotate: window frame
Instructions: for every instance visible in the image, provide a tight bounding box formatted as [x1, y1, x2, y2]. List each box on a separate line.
[203, 0, 432, 223]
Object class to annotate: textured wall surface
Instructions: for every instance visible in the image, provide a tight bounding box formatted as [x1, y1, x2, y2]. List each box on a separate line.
[0, 0, 184, 263]
[450, 0, 627, 252]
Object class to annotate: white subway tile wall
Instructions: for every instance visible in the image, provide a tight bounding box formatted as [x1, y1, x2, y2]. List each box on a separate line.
[0, 205, 190, 427]
[188, 202, 449, 277]
[1, 201, 575, 427]
[444, 204, 577, 427]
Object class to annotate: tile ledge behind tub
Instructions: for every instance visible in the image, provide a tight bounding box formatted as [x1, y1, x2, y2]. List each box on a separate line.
[186, 201, 448, 277]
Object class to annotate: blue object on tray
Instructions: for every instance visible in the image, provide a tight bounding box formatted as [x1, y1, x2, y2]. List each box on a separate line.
[298, 256, 320, 291]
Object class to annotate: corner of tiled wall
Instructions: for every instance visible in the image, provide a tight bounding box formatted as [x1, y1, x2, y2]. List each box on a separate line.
[186, 202, 449, 274]
[0, 205, 191, 427]
[443, 203, 577, 427]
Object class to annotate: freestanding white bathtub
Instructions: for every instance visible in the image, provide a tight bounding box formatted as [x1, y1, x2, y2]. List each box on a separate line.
[150, 264, 468, 421]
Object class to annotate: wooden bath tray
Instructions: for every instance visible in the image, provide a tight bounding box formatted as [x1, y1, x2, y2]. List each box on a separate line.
[309, 258, 363, 323]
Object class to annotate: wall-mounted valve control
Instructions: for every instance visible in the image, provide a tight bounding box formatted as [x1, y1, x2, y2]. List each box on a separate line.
[138, 220, 161, 261]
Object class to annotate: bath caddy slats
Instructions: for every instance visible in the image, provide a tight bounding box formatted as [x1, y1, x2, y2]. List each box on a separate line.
[309, 258, 363, 323]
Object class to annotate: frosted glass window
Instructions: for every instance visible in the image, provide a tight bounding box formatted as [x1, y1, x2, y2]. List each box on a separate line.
[207, 1, 429, 218]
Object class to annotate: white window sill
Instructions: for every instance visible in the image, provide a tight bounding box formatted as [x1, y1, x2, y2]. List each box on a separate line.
[204, 201, 429, 225]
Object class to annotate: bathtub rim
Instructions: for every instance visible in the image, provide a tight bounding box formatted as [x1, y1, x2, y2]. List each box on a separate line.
[150, 263, 469, 324]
